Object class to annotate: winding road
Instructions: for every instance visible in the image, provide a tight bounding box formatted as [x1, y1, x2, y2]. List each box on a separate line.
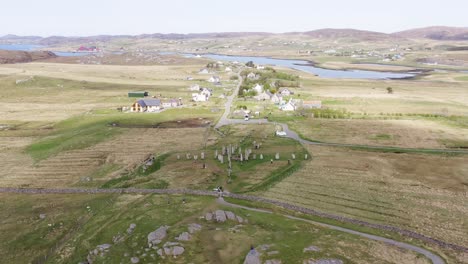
[217, 197, 445, 264]
[3, 187, 468, 264]
[215, 70, 468, 154]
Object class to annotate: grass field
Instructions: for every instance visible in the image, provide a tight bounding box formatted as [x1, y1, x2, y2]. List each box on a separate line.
[261, 145, 468, 263]
[0, 193, 433, 264]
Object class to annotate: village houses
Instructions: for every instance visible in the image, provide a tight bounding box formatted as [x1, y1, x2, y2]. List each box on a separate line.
[131, 99, 162, 112]
[278, 87, 294, 96]
[208, 76, 221, 83]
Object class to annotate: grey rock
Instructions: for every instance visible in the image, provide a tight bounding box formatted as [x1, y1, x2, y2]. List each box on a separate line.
[127, 223, 137, 234]
[215, 210, 227, 222]
[205, 212, 213, 221]
[97, 244, 111, 251]
[225, 211, 236, 220]
[39, 214, 46, 219]
[244, 249, 261, 264]
[156, 249, 164, 256]
[93, 249, 98, 255]
[267, 251, 279, 256]
[163, 242, 179, 247]
[175, 232, 191, 241]
[236, 215, 244, 223]
[147, 226, 169, 245]
[172, 246, 185, 256]
[163, 247, 172, 255]
[303, 245, 321, 252]
[304, 260, 343, 264]
[188, 223, 202, 233]
[130, 257, 139, 263]
[265, 260, 282, 264]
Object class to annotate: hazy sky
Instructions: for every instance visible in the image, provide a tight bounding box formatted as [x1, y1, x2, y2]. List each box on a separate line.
[2, 0, 467, 36]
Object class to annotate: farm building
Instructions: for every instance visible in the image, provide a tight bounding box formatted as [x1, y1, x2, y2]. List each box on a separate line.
[208, 76, 221, 83]
[278, 88, 294, 96]
[280, 99, 299, 111]
[131, 99, 162, 112]
[254, 90, 272, 101]
[162, 98, 182, 108]
[128, 91, 149, 98]
[271, 93, 283, 104]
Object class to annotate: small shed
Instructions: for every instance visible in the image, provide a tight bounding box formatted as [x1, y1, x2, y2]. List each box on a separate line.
[128, 91, 149, 98]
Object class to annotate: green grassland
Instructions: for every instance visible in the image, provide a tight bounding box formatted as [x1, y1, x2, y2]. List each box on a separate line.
[0, 193, 432, 264]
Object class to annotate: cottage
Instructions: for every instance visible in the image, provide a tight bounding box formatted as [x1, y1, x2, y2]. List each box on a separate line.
[254, 90, 272, 101]
[192, 93, 209, 102]
[302, 100, 322, 109]
[200, 87, 212, 97]
[256, 65, 265, 70]
[247, 72, 259, 80]
[208, 76, 220, 83]
[199, 68, 210, 74]
[189, 84, 200, 91]
[271, 93, 283, 104]
[162, 98, 182, 108]
[280, 99, 298, 111]
[253, 84, 263, 94]
[131, 99, 162, 112]
[278, 88, 294, 96]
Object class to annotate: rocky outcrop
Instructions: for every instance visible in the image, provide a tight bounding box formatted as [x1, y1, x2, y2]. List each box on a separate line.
[0, 50, 57, 64]
[205, 210, 246, 224]
[188, 223, 202, 234]
[243, 249, 261, 264]
[303, 259, 343, 264]
[175, 232, 191, 241]
[127, 223, 136, 234]
[147, 226, 169, 246]
[303, 245, 320, 252]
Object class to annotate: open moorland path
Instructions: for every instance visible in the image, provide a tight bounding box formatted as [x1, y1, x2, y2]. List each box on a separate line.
[3, 186, 468, 264]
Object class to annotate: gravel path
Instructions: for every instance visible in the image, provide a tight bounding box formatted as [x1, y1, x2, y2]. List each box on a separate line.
[217, 197, 445, 264]
[1, 187, 466, 259]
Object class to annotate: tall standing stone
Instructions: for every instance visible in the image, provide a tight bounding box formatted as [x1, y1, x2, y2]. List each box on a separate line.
[305, 154, 308, 160]
[214, 149, 218, 159]
[193, 155, 198, 160]
[292, 153, 296, 160]
[259, 154, 263, 160]
[201, 152, 205, 160]
[275, 153, 280, 160]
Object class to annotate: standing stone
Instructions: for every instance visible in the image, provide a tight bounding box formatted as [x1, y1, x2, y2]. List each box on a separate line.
[260, 154, 263, 160]
[147, 226, 169, 245]
[218, 154, 224, 164]
[275, 153, 280, 160]
[215, 210, 227, 222]
[305, 154, 308, 160]
[177, 154, 180, 160]
[243, 249, 261, 264]
[131, 257, 140, 263]
[253, 154, 257, 160]
[215, 149, 218, 159]
[186, 153, 191, 160]
[193, 155, 198, 160]
[253, 140, 257, 147]
[201, 152, 205, 160]
[292, 153, 296, 160]
[222, 146, 226, 156]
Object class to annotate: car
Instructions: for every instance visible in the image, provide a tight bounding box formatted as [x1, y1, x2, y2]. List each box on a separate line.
[276, 131, 287, 137]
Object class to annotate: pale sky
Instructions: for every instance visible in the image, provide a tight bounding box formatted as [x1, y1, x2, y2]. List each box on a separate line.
[2, 0, 467, 36]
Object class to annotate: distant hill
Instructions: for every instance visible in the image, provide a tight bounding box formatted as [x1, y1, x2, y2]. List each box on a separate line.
[300, 28, 391, 41]
[2, 26, 468, 45]
[393, 26, 468, 40]
[0, 50, 57, 64]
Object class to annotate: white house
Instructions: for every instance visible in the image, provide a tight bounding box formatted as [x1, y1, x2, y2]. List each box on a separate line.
[254, 90, 272, 101]
[280, 99, 298, 111]
[131, 99, 162, 112]
[208, 76, 220, 83]
[192, 93, 209, 102]
[189, 84, 200, 91]
[247, 72, 259, 80]
[199, 68, 210, 74]
[225, 67, 232, 72]
[162, 98, 182, 108]
[278, 88, 294, 96]
[256, 65, 265, 70]
[200, 87, 212, 97]
[253, 84, 263, 94]
[271, 93, 283, 104]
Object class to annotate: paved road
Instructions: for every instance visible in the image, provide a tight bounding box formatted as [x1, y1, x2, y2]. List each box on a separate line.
[215, 71, 243, 129]
[218, 197, 445, 264]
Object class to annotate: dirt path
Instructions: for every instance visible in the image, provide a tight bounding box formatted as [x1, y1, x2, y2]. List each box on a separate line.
[1, 187, 466, 260]
[217, 197, 445, 264]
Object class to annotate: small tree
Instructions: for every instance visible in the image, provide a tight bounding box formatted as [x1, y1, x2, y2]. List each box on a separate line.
[386, 87, 393, 94]
[245, 61, 255, 68]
